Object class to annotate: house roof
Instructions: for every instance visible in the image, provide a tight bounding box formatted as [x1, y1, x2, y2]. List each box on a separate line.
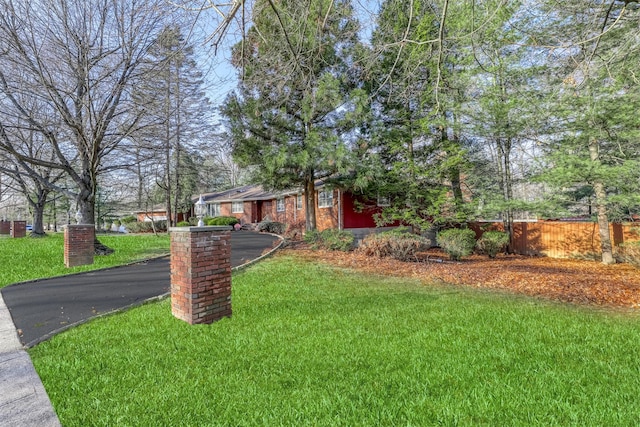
[193, 181, 335, 204]
[195, 185, 296, 204]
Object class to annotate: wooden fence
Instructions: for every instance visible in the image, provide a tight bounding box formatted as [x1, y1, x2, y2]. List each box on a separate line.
[470, 221, 640, 259]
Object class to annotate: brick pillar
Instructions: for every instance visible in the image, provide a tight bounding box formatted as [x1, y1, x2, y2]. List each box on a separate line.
[0, 220, 9, 235]
[64, 225, 95, 267]
[10, 221, 26, 238]
[170, 226, 232, 325]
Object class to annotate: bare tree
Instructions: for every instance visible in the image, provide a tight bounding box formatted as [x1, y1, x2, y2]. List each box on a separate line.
[0, 0, 171, 252]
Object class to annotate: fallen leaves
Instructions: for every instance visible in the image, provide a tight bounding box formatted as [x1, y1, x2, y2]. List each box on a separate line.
[281, 246, 640, 308]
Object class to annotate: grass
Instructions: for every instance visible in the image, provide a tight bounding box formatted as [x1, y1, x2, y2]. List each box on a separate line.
[29, 254, 640, 426]
[0, 233, 169, 288]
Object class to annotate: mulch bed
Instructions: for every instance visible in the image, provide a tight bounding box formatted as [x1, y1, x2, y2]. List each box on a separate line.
[280, 244, 640, 309]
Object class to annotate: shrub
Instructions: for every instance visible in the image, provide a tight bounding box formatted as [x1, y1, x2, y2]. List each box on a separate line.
[436, 228, 476, 261]
[125, 220, 167, 233]
[257, 220, 286, 235]
[357, 229, 427, 261]
[303, 229, 354, 251]
[207, 216, 239, 226]
[176, 221, 191, 227]
[120, 215, 137, 224]
[303, 229, 321, 245]
[476, 231, 510, 258]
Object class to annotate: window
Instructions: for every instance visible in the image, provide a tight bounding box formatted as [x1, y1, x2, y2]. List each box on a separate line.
[377, 195, 390, 207]
[207, 203, 221, 217]
[318, 190, 333, 208]
[231, 201, 244, 213]
[276, 198, 285, 212]
[297, 194, 303, 210]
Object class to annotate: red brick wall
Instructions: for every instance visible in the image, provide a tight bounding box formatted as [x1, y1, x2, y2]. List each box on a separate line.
[316, 190, 339, 231]
[64, 225, 94, 267]
[170, 227, 232, 324]
[220, 202, 253, 225]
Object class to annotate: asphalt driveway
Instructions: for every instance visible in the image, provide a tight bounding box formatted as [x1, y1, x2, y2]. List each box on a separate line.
[1, 231, 280, 347]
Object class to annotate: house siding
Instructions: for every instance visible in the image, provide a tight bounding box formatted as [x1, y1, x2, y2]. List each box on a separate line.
[220, 201, 253, 225]
[316, 189, 339, 231]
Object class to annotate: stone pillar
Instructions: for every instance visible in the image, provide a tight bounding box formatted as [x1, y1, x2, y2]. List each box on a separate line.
[10, 221, 26, 238]
[0, 220, 9, 235]
[170, 226, 232, 325]
[64, 225, 95, 267]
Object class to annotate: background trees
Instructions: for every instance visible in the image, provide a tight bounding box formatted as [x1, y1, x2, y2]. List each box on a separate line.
[0, 0, 171, 248]
[134, 25, 214, 227]
[532, 0, 640, 263]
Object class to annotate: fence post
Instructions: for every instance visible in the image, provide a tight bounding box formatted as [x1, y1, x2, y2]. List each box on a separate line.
[170, 226, 232, 325]
[10, 221, 27, 238]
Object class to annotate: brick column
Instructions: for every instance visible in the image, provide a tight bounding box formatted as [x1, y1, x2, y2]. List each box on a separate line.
[64, 225, 95, 267]
[170, 226, 232, 325]
[0, 220, 9, 235]
[10, 221, 26, 238]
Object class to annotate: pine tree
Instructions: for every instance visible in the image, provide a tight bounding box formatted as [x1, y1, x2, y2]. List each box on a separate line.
[535, 0, 640, 263]
[221, 0, 365, 231]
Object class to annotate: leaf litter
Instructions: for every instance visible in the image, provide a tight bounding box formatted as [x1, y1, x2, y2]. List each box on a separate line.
[281, 246, 640, 309]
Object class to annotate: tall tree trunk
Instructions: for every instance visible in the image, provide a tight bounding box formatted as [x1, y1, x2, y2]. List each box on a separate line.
[136, 149, 144, 210]
[442, 121, 463, 212]
[500, 137, 514, 253]
[174, 74, 182, 224]
[77, 168, 113, 255]
[164, 66, 174, 228]
[588, 138, 614, 264]
[305, 175, 317, 231]
[30, 191, 47, 237]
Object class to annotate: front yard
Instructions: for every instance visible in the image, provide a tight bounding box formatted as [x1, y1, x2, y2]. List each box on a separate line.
[30, 253, 640, 426]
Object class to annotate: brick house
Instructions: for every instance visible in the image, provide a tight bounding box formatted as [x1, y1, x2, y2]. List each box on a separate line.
[196, 184, 395, 232]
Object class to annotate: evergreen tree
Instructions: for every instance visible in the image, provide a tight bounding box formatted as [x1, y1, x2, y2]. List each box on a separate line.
[535, 0, 640, 263]
[221, 0, 365, 231]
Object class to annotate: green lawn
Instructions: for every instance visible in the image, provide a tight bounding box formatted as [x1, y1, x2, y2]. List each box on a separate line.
[29, 255, 640, 426]
[0, 233, 169, 288]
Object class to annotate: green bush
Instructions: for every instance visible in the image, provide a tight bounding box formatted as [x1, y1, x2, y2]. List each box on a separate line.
[207, 216, 240, 226]
[476, 231, 510, 258]
[176, 221, 191, 227]
[357, 229, 427, 261]
[125, 220, 167, 233]
[304, 229, 354, 251]
[257, 220, 286, 235]
[303, 229, 321, 245]
[120, 215, 137, 224]
[436, 228, 476, 261]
